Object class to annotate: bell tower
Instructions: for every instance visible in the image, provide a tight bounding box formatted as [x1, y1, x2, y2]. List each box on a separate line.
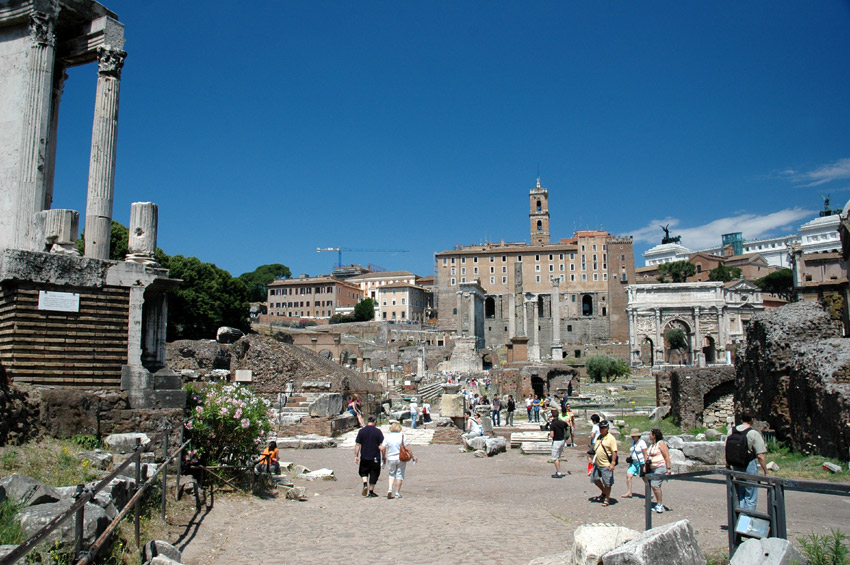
[529, 178, 550, 246]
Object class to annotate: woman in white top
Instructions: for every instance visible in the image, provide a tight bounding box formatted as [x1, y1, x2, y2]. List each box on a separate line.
[622, 428, 647, 498]
[382, 421, 417, 499]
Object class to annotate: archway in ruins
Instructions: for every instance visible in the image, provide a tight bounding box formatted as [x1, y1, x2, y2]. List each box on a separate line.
[340, 349, 357, 368]
[318, 349, 333, 360]
[663, 319, 692, 364]
[482, 352, 494, 370]
[531, 376, 545, 399]
[702, 336, 716, 364]
[640, 337, 654, 366]
[701, 381, 735, 429]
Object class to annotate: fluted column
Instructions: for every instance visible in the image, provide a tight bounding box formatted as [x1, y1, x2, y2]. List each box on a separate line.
[44, 69, 68, 212]
[126, 202, 159, 265]
[508, 293, 516, 338]
[15, 9, 58, 250]
[456, 291, 463, 335]
[84, 46, 126, 259]
[551, 279, 561, 355]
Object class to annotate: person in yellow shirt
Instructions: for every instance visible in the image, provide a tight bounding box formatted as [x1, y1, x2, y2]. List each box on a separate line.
[254, 441, 280, 475]
[590, 421, 617, 507]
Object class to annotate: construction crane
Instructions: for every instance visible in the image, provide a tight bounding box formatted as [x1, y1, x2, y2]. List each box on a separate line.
[316, 247, 409, 269]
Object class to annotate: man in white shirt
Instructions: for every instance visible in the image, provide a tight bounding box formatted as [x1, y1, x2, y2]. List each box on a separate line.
[409, 399, 419, 429]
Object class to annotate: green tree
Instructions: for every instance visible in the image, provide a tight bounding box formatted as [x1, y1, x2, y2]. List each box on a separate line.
[586, 355, 630, 383]
[75, 221, 129, 260]
[708, 263, 742, 282]
[665, 328, 687, 351]
[656, 261, 697, 283]
[161, 254, 251, 340]
[755, 268, 796, 301]
[238, 263, 291, 302]
[353, 298, 376, 322]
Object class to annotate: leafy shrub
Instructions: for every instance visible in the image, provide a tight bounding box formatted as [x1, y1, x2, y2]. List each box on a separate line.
[586, 355, 630, 382]
[71, 434, 101, 450]
[799, 529, 850, 565]
[185, 383, 273, 467]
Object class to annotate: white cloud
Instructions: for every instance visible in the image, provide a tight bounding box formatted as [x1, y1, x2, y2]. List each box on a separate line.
[631, 208, 814, 250]
[784, 158, 850, 187]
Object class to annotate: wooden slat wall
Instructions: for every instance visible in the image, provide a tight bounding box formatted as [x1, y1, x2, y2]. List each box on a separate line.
[0, 282, 130, 388]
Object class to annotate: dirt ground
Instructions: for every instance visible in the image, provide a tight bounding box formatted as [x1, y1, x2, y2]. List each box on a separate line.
[178, 439, 850, 565]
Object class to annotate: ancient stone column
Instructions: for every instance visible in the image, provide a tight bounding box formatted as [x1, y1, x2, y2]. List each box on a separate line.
[41, 209, 79, 254]
[655, 308, 663, 364]
[43, 69, 67, 213]
[84, 46, 126, 260]
[126, 202, 159, 265]
[530, 296, 540, 362]
[468, 292, 476, 342]
[551, 279, 562, 360]
[508, 293, 516, 339]
[15, 9, 58, 250]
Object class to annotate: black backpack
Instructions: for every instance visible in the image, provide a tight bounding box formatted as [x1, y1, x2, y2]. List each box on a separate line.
[725, 427, 754, 467]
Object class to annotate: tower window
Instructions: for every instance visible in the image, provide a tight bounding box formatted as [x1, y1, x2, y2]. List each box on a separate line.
[537, 220, 542, 231]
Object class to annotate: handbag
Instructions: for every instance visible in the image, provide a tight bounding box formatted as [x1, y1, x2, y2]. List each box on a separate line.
[399, 435, 413, 462]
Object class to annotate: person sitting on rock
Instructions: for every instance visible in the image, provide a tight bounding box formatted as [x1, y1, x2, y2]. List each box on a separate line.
[254, 441, 280, 475]
[461, 411, 484, 451]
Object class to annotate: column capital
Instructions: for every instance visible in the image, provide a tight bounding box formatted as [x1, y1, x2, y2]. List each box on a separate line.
[29, 7, 58, 47]
[97, 46, 127, 78]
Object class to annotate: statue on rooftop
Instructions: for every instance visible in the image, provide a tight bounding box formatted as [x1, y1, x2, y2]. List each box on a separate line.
[660, 224, 681, 244]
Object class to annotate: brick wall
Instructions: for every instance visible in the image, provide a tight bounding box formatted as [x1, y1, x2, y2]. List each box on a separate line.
[0, 282, 129, 387]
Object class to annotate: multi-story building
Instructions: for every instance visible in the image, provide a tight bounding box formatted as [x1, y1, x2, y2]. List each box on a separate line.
[267, 275, 363, 320]
[434, 179, 635, 361]
[375, 283, 428, 323]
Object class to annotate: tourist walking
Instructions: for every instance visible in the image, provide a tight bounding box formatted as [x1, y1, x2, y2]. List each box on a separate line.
[526, 395, 533, 421]
[506, 394, 516, 427]
[532, 395, 541, 422]
[382, 421, 417, 499]
[643, 428, 672, 512]
[589, 420, 617, 507]
[588, 414, 601, 447]
[725, 411, 769, 511]
[549, 409, 570, 478]
[409, 399, 419, 429]
[491, 395, 502, 427]
[354, 414, 386, 497]
[564, 404, 576, 446]
[622, 429, 647, 498]
[421, 401, 432, 427]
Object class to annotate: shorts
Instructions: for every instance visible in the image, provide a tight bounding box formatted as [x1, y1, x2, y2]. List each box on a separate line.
[627, 461, 643, 476]
[648, 465, 667, 488]
[387, 460, 407, 480]
[591, 465, 614, 487]
[551, 440, 566, 460]
[358, 459, 381, 485]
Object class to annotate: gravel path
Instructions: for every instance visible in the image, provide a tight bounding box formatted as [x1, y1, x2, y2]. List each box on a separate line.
[179, 435, 850, 565]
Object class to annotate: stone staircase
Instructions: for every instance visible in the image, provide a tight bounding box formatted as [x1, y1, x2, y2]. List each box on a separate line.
[417, 381, 443, 404]
[276, 392, 327, 425]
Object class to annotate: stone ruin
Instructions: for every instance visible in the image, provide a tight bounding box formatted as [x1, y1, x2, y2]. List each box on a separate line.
[736, 300, 850, 460]
[0, 0, 184, 434]
[656, 366, 736, 431]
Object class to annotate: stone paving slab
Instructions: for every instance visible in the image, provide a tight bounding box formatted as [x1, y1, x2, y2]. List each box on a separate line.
[336, 425, 435, 448]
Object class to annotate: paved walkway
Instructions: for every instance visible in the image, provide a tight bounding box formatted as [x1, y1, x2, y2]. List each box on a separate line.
[179, 440, 850, 565]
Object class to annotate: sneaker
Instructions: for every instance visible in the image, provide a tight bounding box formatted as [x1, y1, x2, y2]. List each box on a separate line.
[653, 504, 665, 513]
[551, 473, 564, 478]
[393, 493, 403, 499]
[362, 485, 368, 497]
[367, 492, 379, 498]
[387, 492, 393, 499]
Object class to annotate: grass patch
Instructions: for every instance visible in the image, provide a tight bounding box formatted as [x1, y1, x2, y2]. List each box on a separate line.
[766, 440, 849, 482]
[616, 415, 682, 438]
[798, 529, 850, 565]
[704, 549, 730, 565]
[0, 438, 103, 487]
[0, 499, 24, 545]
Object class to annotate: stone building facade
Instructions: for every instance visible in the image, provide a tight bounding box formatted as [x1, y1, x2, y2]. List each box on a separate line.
[0, 2, 182, 409]
[266, 275, 363, 320]
[434, 179, 635, 361]
[627, 280, 764, 367]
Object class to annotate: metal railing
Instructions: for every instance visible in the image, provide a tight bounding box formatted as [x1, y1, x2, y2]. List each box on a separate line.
[642, 468, 850, 557]
[1, 424, 195, 565]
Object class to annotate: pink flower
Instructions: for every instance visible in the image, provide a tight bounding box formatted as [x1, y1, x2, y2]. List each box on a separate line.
[184, 421, 194, 430]
[195, 406, 203, 414]
[234, 408, 243, 419]
[219, 407, 229, 416]
[241, 418, 250, 429]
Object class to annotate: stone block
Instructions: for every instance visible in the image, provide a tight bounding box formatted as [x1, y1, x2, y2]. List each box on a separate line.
[667, 436, 685, 450]
[681, 441, 725, 465]
[823, 461, 842, 473]
[766, 461, 780, 472]
[19, 500, 108, 548]
[572, 523, 640, 565]
[145, 556, 182, 565]
[669, 448, 687, 464]
[730, 537, 805, 565]
[650, 405, 670, 422]
[308, 393, 344, 418]
[0, 474, 62, 507]
[705, 429, 723, 441]
[296, 468, 335, 481]
[435, 417, 455, 427]
[284, 486, 307, 500]
[234, 369, 253, 382]
[440, 394, 466, 418]
[104, 432, 151, 454]
[77, 449, 113, 470]
[467, 437, 487, 451]
[601, 519, 705, 565]
[216, 326, 244, 343]
[484, 436, 507, 456]
[473, 450, 486, 458]
[143, 540, 183, 563]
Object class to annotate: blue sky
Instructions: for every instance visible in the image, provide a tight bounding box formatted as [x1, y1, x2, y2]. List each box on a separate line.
[50, 2, 850, 278]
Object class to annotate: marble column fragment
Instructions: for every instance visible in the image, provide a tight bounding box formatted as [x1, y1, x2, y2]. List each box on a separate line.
[551, 279, 563, 360]
[84, 46, 126, 260]
[15, 9, 58, 250]
[126, 202, 159, 265]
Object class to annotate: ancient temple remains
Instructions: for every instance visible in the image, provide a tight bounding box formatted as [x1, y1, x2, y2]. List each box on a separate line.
[0, 1, 183, 409]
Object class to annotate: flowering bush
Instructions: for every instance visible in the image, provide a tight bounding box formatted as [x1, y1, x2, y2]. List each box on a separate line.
[184, 383, 273, 467]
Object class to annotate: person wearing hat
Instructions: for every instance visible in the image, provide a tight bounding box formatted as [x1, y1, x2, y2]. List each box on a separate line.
[622, 428, 647, 498]
[589, 420, 618, 507]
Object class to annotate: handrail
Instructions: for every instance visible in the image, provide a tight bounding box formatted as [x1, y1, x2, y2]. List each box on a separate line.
[0, 427, 179, 565]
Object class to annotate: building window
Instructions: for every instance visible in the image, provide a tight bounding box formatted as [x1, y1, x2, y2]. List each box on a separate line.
[549, 254, 554, 261]
[451, 278, 456, 285]
[517, 255, 522, 262]
[442, 258, 447, 265]
[461, 278, 466, 283]
[461, 257, 466, 263]
[593, 244, 597, 251]
[461, 267, 466, 275]
[451, 267, 456, 275]
[567, 325, 572, 332]
[560, 264, 564, 271]
[490, 266, 495, 274]
[474, 257, 478, 263]
[536, 275, 540, 282]
[474, 267, 478, 274]
[570, 274, 575, 281]
[490, 256, 495, 263]
[560, 274, 565, 282]
[549, 265, 554, 272]
[535, 265, 540, 272]
[535, 254, 540, 261]
[502, 276, 507, 283]
[451, 257, 455, 264]
[490, 277, 495, 284]
[582, 274, 587, 281]
[502, 255, 507, 262]
[603, 274, 608, 281]
[502, 266, 507, 273]
[402, 298, 405, 304]
[593, 273, 598, 281]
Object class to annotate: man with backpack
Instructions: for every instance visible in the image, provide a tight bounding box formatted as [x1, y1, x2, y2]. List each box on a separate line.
[725, 411, 769, 511]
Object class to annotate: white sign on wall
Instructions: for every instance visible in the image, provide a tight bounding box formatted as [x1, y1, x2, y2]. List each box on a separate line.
[38, 291, 80, 313]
